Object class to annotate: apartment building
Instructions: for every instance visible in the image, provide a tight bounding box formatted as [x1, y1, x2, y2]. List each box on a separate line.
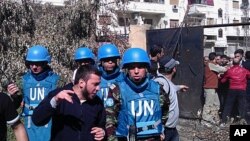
[187, 0, 250, 55]
[27, 0, 250, 55]
[97, 0, 250, 55]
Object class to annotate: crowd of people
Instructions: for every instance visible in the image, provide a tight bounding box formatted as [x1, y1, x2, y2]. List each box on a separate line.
[4, 43, 250, 141]
[1, 43, 190, 141]
[202, 49, 250, 127]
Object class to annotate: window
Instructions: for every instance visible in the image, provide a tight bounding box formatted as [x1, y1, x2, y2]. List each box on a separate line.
[241, 17, 249, 29]
[188, 0, 214, 6]
[118, 17, 130, 26]
[144, 0, 164, 3]
[214, 47, 225, 55]
[99, 15, 111, 25]
[207, 18, 214, 25]
[233, 1, 239, 9]
[233, 19, 239, 23]
[170, 19, 179, 28]
[206, 35, 217, 40]
[144, 19, 153, 25]
[242, 0, 249, 8]
[218, 29, 223, 38]
[218, 8, 222, 18]
[170, 0, 179, 5]
[241, 17, 249, 23]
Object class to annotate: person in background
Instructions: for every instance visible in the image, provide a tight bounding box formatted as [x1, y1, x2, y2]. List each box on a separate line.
[228, 53, 235, 67]
[217, 54, 230, 118]
[97, 44, 123, 85]
[220, 57, 250, 126]
[0, 92, 28, 141]
[242, 51, 250, 124]
[97, 44, 123, 141]
[204, 56, 209, 65]
[220, 55, 230, 67]
[149, 44, 164, 78]
[7, 45, 62, 141]
[72, 47, 95, 84]
[234, 49, 244, 66]
[215, 54, 222, 66]
[154, 56, 188, 141]
[202, 52, 227, 127]
[32, 65, 106, 141]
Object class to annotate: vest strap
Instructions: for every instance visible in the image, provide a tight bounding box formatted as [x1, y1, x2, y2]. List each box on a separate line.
[137, 119, 161, 133]
[24, 103, 36, 110]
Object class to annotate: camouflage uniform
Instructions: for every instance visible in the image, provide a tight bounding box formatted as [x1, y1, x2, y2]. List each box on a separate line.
[104, 83, 121, 141]
[159, 84, 170, 125]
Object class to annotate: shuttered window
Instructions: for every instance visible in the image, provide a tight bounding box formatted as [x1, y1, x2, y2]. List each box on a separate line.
[170, 0, 179, 5]
[233, 1, 239, 9]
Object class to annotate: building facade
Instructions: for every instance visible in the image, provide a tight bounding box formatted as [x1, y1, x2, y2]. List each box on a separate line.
[30, 0, 250, 55]
[97, 0, 250, 56]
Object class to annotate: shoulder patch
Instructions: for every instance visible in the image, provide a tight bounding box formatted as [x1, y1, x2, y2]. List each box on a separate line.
[110, 83, 116, 90]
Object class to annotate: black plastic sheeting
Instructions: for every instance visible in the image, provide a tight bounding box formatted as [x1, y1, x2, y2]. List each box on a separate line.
[146, 27, 204, 119]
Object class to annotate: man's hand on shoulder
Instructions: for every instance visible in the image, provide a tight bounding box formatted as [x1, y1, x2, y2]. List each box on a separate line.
[54, 90, 75, 104]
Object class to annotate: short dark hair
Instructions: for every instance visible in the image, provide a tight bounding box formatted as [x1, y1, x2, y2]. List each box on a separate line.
[75, 58, 95, 65]
[158, 67, 174, 74]
[215, 54, 221, 58]
[234, 49, 244, 55]
[245, 51, 250, 60]
[208, 52, 216, 61]
[149, 61, 158, 77]
[74, 65, 101, 84]
[150, 44, 163, 57]
[221, 54, 228, 59]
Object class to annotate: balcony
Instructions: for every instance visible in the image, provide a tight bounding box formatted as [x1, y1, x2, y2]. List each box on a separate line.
[126, 1, 165, 14]
[188, 0, 214, 6]
[34, 0, 66, 6]
[130, 0, 164, 3]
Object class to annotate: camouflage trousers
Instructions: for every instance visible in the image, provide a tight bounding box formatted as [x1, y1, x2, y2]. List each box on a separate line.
[202, 89, 220, 124]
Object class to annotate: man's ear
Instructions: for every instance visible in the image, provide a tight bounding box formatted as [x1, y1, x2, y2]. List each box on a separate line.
[78, 78, 86, 88]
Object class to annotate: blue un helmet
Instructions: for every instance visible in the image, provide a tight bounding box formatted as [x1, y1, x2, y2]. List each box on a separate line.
[74, 47, 95, 61]
[26, 45, 51, 63]
[97, 44, 120, 61]
[121, 48, 150, 68]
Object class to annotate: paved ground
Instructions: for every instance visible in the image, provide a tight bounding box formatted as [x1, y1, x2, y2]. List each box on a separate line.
[177, 118, 230, 141]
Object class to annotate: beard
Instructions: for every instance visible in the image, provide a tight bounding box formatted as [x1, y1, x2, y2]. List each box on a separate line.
[82, 85, 95, 100]
[82, 86, 89, 100]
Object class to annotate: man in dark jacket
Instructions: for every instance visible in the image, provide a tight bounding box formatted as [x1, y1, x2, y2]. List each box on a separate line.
[0, 93, 28, 141]
[32, 65, 106, 141]
[149, 44, 164, 78]
[243, 51, 250, 124]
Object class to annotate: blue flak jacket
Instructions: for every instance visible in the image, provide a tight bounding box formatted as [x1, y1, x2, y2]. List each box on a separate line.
[97, 67, 124, 107]
[22, 70, 59, 141]
[116, 77, 163, 138]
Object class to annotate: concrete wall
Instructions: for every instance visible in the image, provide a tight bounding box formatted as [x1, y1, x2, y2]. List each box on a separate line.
[129, 24, 151, 51]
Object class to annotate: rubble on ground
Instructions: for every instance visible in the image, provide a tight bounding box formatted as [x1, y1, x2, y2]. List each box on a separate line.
[178, 118, 230, 141]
